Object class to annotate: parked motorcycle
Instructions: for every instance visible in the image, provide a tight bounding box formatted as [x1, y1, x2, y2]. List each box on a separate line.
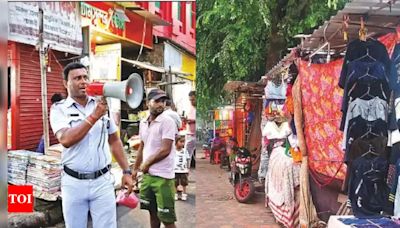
[229, 147, 256, 203]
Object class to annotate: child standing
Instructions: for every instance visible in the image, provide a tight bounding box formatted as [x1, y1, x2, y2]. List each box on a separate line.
[174, 135, 190, 201]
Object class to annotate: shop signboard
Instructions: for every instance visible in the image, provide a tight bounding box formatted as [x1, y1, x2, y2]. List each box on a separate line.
[164, 42, 182, 71]
[8, 2, 83, 55]
[80, 2, 126, 37]
[90, 43, 121, 81]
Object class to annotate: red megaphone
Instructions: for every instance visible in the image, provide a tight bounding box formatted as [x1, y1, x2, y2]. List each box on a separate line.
[86, 73, 144, 109]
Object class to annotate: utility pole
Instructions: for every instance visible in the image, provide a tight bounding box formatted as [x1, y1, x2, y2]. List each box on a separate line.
[38, 7, 50, 154]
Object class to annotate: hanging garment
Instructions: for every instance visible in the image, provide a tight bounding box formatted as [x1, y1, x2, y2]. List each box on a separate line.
[283, 84, 294, 116]
[343, 136, 389, 193]
[392, 97, 400, 127]
[264, 99, 285, 116]
[262, 121, 291, 140]
[258, 146, 269, 182]
[395, 174, 400, 217]
[344, 117, 388, 156]
[347, 136, 388, 163]
[264, 80, 287, 100]
[299, 59, 346, 180]
[389, 157, 400, 216]
[339, 38, 396, 91]
[340, 60, 390, 130]
[266, 146, 300, 228]
[343, 97, 388, 142]
[258, 116, 269, 182]
[387, 143, 400, 188]
[391, 143, 400, 166]
[391, 43, 400, 92]
[348, 155, 389, 218]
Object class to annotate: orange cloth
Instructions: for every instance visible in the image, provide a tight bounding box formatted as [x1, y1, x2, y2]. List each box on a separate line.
[298, 59, 346, 180]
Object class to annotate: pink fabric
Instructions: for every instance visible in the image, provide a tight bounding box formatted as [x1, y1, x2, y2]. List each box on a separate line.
[116, 190, 139, 209]
[299, 59, 346, 181]
[139, 112, 177, 179]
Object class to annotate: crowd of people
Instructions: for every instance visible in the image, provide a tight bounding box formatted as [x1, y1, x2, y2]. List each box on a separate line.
[49, 62, 196, 228]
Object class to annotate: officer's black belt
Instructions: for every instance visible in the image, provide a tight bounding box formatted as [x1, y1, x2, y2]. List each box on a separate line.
[63, 164, 111, 180]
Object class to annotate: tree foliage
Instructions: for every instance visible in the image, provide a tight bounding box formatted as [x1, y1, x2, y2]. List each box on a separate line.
[197, 0, 348, 118]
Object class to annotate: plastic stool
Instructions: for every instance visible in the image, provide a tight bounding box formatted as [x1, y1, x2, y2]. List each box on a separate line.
[204, 149, 210, 159]
[214, 150, 222, 164]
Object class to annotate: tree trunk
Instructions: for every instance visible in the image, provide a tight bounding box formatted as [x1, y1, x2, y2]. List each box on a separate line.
[265, 0, 288, 73]
[265, 29, 286, 73]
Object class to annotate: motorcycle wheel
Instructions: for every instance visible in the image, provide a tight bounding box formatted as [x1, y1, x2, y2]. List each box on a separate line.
[234, 178, 255, 203]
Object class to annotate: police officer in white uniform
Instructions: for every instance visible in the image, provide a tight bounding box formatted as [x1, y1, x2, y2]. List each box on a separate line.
[50, 62, 133, 228]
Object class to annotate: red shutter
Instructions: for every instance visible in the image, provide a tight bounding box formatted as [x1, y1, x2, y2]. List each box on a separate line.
[14, 43, 66, 151]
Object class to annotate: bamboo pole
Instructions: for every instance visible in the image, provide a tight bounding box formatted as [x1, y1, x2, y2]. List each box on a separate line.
[38, 8, 50, 154]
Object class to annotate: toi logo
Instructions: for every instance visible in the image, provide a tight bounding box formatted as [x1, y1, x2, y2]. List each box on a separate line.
[8, 185, 33, 213]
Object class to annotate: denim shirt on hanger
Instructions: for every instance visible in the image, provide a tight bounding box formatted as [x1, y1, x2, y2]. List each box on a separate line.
[340, 60, 390, 131]
[390, 43, 400, 92]
[339, 38, 396, 91]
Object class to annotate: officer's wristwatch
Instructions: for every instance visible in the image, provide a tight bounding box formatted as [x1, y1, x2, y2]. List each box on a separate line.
[122, 169, 132, 175]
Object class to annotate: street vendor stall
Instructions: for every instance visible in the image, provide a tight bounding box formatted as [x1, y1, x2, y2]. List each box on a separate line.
[223, 81, 264, 172]
[223, 81, 264, 148]
[213, 106, 234, 142]
[261, 1, 400, 226]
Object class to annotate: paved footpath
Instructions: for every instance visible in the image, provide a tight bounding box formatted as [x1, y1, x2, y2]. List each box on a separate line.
[196, 148, 281, 228]
[50, 170, 196, 228]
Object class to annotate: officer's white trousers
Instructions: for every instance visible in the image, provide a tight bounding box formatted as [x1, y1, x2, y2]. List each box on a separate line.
[61, 171, 116, 228]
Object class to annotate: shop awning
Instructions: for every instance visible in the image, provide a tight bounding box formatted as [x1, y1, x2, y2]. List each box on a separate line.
[121, 57, 193, 78]
[132, 10, 171, 26]
[91, 28, 153, 49]
[117, 2, 170, 26]
[265, 0, 400, 78]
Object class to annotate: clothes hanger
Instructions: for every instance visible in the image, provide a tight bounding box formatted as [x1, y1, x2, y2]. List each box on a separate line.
[362, 144, 379, 158]
[363, 163, 377, 175]
[353, 48, 377, 62]
[359, 85, 374, 99]
[358, 67, 379, 80]
[360, 123, 380, 139]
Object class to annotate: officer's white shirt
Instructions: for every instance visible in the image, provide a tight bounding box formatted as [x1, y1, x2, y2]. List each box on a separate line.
[49, 96, 117, 173]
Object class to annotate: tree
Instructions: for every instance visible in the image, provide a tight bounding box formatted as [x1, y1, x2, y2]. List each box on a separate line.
[197, 0, 348, 118]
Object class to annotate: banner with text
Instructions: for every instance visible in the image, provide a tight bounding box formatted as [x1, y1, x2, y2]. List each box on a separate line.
[9, 2, 82, 55]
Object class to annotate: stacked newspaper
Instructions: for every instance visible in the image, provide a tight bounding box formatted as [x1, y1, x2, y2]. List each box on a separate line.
[46, 143, 63, 158]
[27, 154, 62, 201]
[27, 154, 61, 192]
[8, 150, 41, 185]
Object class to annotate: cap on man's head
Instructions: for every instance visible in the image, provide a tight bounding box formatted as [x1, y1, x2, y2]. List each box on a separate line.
[147, 88, 168, 101]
